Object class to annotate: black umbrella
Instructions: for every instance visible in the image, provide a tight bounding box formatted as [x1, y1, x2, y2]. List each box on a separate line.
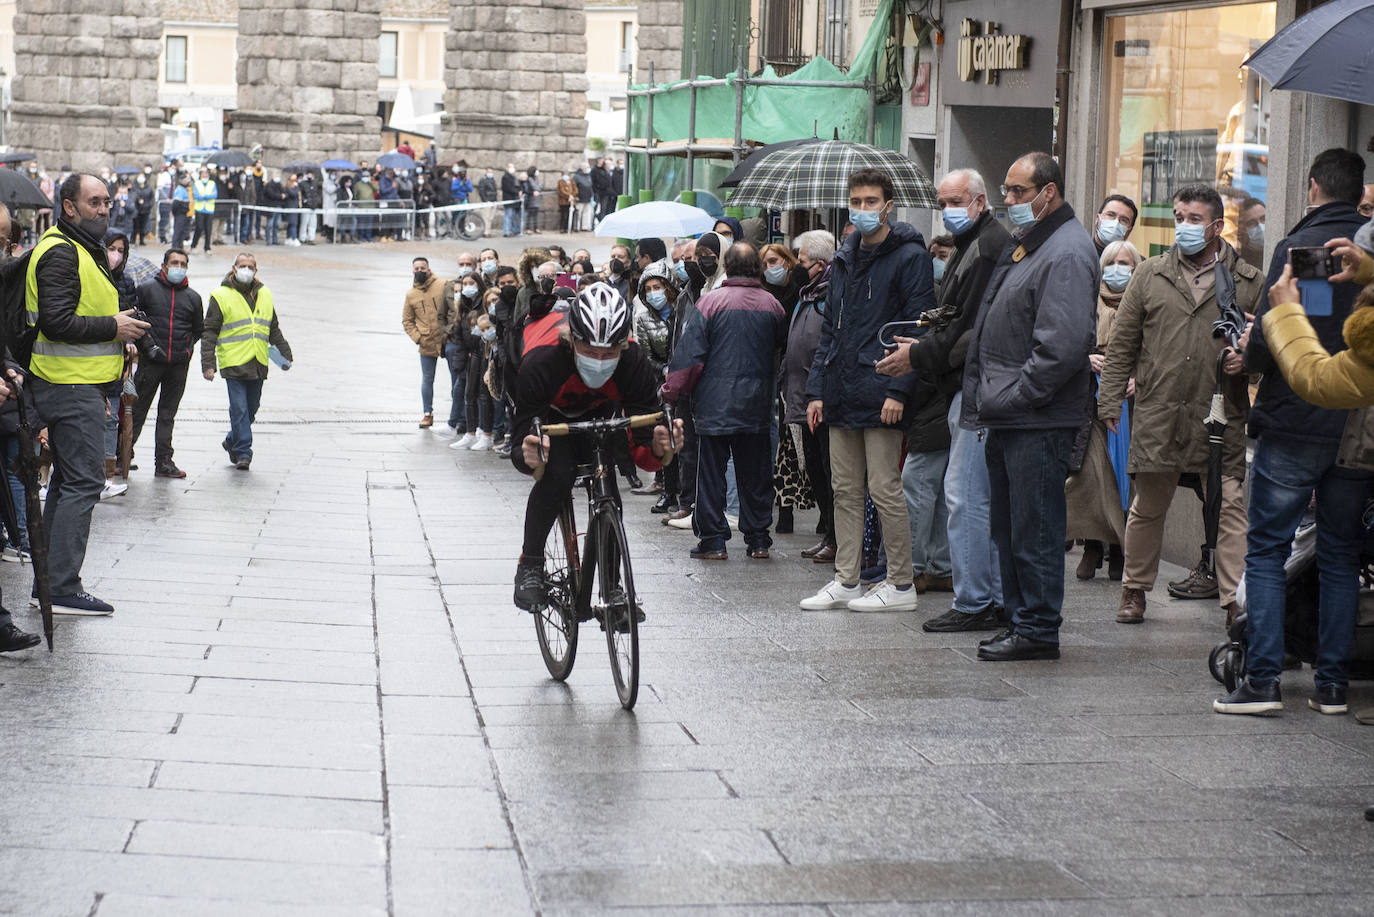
[718, 138, 823, 189]
[1243, 0, 1374, 106]
[282, 160, 321, 175]
[0, 169, 52, 210]
[1202, 265, 1249, 602]
[114, 166, 142, 176]
[0, 152, 36, 165]
[206, 150, 253, 168]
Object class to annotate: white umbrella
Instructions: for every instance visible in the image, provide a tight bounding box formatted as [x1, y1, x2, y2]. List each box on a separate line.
[595, 201, 716, 239]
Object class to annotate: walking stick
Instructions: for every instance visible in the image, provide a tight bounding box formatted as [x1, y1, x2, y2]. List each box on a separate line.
[118, 356, 137, 479]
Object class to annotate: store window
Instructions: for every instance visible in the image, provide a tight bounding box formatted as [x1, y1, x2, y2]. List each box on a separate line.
[166, 35, 187, 84]
[379, 31, 398, 79]
[1099, 3, 1275, 255]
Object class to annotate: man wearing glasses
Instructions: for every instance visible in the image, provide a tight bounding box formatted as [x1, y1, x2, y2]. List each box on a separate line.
[24, 173, 150, 617]
[961, 152, 1098, 661]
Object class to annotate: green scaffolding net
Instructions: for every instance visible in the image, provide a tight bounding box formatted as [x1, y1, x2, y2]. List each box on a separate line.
[626, 0, 899, 205]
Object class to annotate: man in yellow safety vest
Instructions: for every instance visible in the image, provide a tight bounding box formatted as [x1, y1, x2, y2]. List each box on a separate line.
[190, 166, 218, 255]
[201, 253, 293, 470]
[25, 173, 150, 616]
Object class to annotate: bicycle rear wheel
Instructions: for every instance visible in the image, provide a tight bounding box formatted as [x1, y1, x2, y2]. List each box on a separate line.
[535, 502, 580, 680]
[590, 509, 639, 709]
[457, 211, 486, 241]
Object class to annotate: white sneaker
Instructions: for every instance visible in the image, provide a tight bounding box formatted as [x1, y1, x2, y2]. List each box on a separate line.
[453, 432, 476, 449]
[799, 579, 863, 610]
[1, 545, 30, 564]
[100, 479, 129, 500]
[469, 432, 493, 451]
[667, 513, 694, 530]
[847, 581, 918, 612]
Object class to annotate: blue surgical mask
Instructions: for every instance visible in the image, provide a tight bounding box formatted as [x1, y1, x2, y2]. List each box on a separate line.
[487, 304, 497, 316]
[481, 259, 497, 276]
[575, 353, 619, 389]
[470, 326, 480, 336]
[461, 285, 478, 299]
[931, 258, 946, 282]
[165, 266, 187, 285]
[1097, 217, 1126, 245]
[481, 327, 496, 342]
[673, 260, 688, 283]
[1247, 222, 1265, 245]
[942, 206, 972, 235]
[1007, 186, 1047, 229]
[646, 289, 667, 310]
[457, 265, 473, 277]
[849, 206, 884, 236]
[1174, 221, 1209, 255]
[764, 265, 787, 285]
[1102, 264, 1133, 292]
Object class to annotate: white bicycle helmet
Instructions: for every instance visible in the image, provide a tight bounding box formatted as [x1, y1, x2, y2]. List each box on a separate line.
[569, 281, 631, 347]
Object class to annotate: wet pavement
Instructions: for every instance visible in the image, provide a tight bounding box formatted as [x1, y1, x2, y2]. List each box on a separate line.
[1, 237, 1372, 915]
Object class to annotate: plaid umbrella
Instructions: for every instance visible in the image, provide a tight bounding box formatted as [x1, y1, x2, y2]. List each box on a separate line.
[725, 141, 937, 211]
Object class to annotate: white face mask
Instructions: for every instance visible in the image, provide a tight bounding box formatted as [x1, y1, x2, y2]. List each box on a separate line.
[235, 267, 255, 285]
[575, 353, 619, 389]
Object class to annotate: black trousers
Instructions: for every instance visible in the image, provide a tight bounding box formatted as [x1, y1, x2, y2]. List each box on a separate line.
[130, 360, 190, 465]
[521, 437, 622, 559]
[171, 212, 190, 249]
[801, 421, 835, 542]
[677, 394, 697, 509]
[695, 431, 773, 550]
[190, 212, 214, 251]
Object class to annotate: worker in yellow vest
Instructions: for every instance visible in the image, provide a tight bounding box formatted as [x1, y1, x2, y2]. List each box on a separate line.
[190, 166, 218, 255]
[25, 173, 150, 616]
[201, 253, 293, 470]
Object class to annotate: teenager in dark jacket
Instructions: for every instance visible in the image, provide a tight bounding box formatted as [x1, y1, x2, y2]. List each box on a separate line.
[131, 247, 204, 478]
[132, 175, 156, 246]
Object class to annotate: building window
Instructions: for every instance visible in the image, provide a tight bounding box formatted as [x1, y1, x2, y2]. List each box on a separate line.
[379, 31, 398, 78]
[824, 0, 848, 67]
[1099, 2, 1275, 256]
[618, 21, 635, 73]
[763, 0, 807, 74]
[166, 35, 187, 83]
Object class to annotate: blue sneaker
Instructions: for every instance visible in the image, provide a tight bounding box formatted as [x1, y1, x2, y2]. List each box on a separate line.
[30, 592, 114, 616]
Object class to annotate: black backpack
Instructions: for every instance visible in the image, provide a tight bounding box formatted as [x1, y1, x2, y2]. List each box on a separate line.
[0, 248, 42, 369]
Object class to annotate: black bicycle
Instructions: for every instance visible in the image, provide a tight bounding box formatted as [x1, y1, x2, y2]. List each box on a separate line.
[529, 410, 672, 710]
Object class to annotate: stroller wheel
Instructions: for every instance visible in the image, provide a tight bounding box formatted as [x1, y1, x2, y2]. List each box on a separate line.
[1223, 645, 1246, 693]
[1208, 643, 1229, 684]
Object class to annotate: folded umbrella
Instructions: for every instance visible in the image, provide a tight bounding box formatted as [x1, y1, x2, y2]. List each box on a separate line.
[594, 201, 717, 239]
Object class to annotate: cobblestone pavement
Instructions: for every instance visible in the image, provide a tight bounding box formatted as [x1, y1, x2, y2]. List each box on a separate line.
[1, 241, 1372, 915]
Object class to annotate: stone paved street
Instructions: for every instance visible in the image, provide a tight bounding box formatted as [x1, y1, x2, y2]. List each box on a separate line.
[1, 240, 1372, 915]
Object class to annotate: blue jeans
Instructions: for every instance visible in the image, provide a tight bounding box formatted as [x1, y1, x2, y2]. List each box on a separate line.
[286, 212, 299, 240]
[903, 448, 951, 577]
[502, 203, 521, 236]
[1244, 436, 1370, 688]
[945, 392, 1001, 613]
[225, 378, 264, 460]
[266, 212, 281, 245]
[2, 437, 29, 551]
[985, 426, 1074, 644]
[419, 354, 438, 414]
[239, 210, 253, 243]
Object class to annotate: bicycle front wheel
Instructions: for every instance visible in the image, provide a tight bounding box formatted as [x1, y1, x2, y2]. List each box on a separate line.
[590, 508, 639, 709]
[457, 211, 486, 241]
[535, 502, 580, 681]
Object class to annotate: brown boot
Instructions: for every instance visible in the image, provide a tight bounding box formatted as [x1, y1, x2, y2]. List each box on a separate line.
[1223, 601, 1239, 628]
[1076, 540, 1104, 580]
[1116, 587, 1146, 624]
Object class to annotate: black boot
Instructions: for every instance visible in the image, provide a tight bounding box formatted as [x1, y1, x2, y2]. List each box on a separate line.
[1075, 540, 1103, 580]
[1106, 543, 1124, 580]
[776, 505, 793, 535]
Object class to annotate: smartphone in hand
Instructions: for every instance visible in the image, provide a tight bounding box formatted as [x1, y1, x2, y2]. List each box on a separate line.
[1289, 247, 1336, 317]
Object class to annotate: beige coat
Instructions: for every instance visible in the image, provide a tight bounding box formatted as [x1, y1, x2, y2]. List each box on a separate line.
[401, 274, 452, 357]
[1099, 243, 1264, 476]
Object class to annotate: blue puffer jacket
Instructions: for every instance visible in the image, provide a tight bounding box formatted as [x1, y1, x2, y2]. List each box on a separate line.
[804, 220, 934, 428]
[1245, 200, 1368, 444]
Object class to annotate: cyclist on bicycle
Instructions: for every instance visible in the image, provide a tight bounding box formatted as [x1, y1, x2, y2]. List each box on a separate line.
[511, 282, 682, 610]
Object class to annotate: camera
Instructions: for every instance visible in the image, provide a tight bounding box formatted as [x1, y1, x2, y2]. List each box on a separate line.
[131, 310, 166, 361]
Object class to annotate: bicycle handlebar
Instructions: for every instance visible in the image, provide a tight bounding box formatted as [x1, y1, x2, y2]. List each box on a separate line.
[542, 412, 665, 438]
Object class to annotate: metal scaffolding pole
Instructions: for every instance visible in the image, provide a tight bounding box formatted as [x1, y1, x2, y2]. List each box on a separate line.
[645, 61, 655, 193]
[732, 44, 746, 167]
[624, 64, 634, 196]
[686, 50, 699, 193]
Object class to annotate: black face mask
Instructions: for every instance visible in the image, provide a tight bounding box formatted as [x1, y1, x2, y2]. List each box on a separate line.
[697, 256, 718, 276]
[75, 216, 108, 240]
[684, 261, 706, 286]
[792, 264, 814, 288]
[539, 276, 556, 295]
[498, 284, 518, 307]
[414, 270, 429, 285]
[609, 258, 626, 276]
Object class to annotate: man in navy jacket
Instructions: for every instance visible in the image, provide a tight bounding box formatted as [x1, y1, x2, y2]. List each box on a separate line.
[801, 168, 935, 613]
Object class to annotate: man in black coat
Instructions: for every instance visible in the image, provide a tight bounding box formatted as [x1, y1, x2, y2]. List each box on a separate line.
[132, 247, 204, 478]
[590, 158, 613, 222]
[500, 165, 523, 237]
[878, 167, 1009, 633]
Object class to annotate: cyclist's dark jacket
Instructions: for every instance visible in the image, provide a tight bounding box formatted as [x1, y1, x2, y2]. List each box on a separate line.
[510, 341, 665, 477]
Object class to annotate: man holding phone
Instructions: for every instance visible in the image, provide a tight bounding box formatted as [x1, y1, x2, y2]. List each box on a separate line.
[1218, 148, 1370, 716]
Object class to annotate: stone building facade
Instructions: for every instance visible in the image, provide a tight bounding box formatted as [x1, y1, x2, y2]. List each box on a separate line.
[635, 0, 682, 82]
[229, 0, 383, 164]
[8, 0, 165, 170]
[439, 0, 589, 175]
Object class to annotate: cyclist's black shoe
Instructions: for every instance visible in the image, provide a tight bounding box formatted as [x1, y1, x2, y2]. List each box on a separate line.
[600, 588, 645, 632]
[513, 560, 548, 611]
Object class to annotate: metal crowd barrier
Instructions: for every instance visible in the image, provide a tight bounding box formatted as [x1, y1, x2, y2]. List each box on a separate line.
[155, 198, 520, 244]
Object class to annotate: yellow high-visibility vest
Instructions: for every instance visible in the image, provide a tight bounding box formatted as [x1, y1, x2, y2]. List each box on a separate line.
[213, 284, 275, 370]
[24, 226, 122, 385]
[193, 179, 217, 214]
